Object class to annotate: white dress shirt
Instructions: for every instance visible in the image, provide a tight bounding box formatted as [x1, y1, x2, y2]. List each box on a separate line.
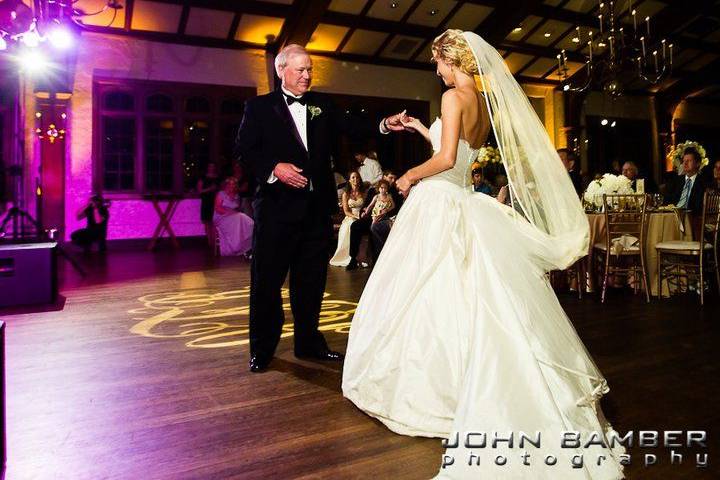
[358, 157, 383, 185]
[268, 87, 311, 190]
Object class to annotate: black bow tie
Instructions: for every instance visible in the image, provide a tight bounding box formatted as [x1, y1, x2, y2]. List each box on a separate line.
[283, 93, 306, 106]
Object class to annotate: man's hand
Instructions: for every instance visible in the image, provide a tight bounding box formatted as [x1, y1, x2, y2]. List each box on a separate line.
[274, 163, 308, 189]
[384, 110, 409, 132]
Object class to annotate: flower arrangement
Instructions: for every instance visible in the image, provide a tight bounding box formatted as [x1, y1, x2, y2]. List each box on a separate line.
[667, 141, 709, 174]
[583, 173, 634, 209]
[476, 145, 502, 167]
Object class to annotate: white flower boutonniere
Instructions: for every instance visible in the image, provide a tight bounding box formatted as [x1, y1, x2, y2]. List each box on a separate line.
[308, 105, 322, 120]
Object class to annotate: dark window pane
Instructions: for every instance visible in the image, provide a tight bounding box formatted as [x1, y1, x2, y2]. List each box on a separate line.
[183, 120, 210, 192]
[221, 121, 240, 171]
[104, 91, 134, 111]
[145, 118, 174, 191]
[186, 96, 210, 113]
[221, 98, 244, 115]
[147, 94, 173, 113]
[102, 117, 135, 191]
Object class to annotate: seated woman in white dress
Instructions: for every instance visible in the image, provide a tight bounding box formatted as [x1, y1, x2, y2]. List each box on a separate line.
[213, 177, 254, 257]
[330, 171, 365, 267]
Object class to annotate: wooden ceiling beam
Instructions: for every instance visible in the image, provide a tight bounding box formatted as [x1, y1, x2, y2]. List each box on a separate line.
[149, 0, 291, 17]
[477, 0, 545, 46]
[273, 0, 332, 52]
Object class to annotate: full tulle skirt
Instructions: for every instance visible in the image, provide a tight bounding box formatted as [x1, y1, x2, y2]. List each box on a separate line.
[342, 178, 625, 479]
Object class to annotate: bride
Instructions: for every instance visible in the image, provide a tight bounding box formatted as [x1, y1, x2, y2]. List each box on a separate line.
[342, 30, 625, 479]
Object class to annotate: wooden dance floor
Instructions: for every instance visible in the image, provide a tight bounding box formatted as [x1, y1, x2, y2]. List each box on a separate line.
[2, 246, 718, 479]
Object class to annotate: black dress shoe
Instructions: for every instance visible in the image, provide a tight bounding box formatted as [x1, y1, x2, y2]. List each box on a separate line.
[346, 259, 358, 271]
[295, 349, 345, 361]
[249, 355, 271, 372]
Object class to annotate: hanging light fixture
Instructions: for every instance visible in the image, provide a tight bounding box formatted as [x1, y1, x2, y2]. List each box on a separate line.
[556, 0, 674, 97]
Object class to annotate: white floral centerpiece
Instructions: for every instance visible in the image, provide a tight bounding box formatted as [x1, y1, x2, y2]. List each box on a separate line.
[476, 145, 502, 167]
[667, 141, 709, 174]
[583, 173, 634, 210]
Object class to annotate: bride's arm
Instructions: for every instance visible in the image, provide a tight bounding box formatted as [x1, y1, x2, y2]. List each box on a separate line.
[397, 91, 461, 193]
[401, 116, 431, 143]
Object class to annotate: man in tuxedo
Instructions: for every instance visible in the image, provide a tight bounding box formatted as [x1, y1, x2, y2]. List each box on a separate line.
[557, 148, 583, 197]
[666, 147, 707, 213]
[234, 45, 346, 372]
[621, 161, 657, 193]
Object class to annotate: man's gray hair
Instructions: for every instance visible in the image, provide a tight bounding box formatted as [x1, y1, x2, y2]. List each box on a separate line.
[623, 161, 638, 173]
[275, 44, 308, 75]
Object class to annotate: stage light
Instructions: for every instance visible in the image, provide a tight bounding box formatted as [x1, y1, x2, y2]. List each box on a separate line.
[21, 29, 40, 47]
[601, 118, 609, 126]
[17, 50, 49, 74]
[611, 120, 617, 127]
[0, 36, 6, 51]
[48, 26, 73, 49]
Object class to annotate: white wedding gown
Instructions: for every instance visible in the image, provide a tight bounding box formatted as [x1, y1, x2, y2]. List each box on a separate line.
[342, 118, 625, 479]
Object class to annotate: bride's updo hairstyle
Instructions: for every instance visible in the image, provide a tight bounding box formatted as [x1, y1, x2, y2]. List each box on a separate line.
[431, 29, 479, 77]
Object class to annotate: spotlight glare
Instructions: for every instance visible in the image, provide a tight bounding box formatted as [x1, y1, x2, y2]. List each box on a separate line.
[17, 51, 49, 74]
[21, 30, 41, 48]
[563, 84, 570, 91]
[611, 120, 617, 127]
[49, 27, 73, 49]
[601, 118, 609, 126]
[0, 37, 6, 51]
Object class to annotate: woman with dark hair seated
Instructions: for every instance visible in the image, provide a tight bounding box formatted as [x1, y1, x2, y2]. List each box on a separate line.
[71, 194, 110, 253]
[707, 158, 720, 192]
[213, 177, 254, 257]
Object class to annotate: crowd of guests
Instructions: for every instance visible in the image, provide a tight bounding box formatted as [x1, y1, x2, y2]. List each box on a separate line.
[557, 146, 720, 212]
[330, 165, 403, 270]
[198, 161, 254, 257]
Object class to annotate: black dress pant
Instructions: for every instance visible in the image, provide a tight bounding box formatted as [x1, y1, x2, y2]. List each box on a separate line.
[348, 215, 372, 259]
[249, 201, 333, 359]
[370, 218, 392, 257]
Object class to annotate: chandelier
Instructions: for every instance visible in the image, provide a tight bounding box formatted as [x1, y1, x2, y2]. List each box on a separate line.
[556, 0, 674, 97]
[0, 0, 122, 51]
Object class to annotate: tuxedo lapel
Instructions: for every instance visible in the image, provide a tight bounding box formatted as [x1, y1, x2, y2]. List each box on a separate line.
[271, 92, 308, 157]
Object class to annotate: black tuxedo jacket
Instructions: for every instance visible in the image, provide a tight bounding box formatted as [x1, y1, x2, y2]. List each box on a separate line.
[235, 91, 346, 223]
[666, 174, 707, 212]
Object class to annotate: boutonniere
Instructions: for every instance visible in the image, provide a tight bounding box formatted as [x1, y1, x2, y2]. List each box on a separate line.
[308, 105, 322, 120]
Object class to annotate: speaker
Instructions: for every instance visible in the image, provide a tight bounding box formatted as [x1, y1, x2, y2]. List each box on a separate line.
[0, 242, 57, 307]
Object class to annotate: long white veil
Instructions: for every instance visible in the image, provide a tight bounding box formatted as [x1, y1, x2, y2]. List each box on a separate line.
[463, 31, 589, 271]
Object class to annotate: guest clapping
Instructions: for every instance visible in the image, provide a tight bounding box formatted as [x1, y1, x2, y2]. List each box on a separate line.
[330, 171, 366, 267]
[213, 177, 254, 257]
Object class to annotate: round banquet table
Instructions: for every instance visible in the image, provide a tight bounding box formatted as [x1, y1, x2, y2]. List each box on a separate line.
[584, 210, 693, 297]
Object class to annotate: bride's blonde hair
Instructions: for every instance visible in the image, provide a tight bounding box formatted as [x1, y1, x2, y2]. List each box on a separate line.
[431, 29, 479, 77]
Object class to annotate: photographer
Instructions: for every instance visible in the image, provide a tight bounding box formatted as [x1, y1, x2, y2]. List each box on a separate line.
[71, 193, 110, 253]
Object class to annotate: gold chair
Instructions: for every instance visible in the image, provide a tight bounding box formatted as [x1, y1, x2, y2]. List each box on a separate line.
[593, 194, 650, 303]
[656, 190, 720, 305]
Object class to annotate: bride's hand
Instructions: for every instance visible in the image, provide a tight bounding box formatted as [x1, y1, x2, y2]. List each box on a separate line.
[396, 174, 414, 197]
[400, 115, 424, 132]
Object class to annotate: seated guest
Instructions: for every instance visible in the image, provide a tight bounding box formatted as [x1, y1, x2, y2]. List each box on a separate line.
[197, 162, 221, 247]
[369, 172, 403, 257]
[621, 161, 657, 193]
[665, 147, 707, 213]
[213, 177, 254, 257]
[707, 158, 720, 192]
[354, 150, 383, 186]
[471, 167, 493, 195]
[71, 193, 110, 253]
[232, 161, 254, 218]
[330, 171, 366, 267]
[557, 148, 583, 196]
[347, 170, 398, 270]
